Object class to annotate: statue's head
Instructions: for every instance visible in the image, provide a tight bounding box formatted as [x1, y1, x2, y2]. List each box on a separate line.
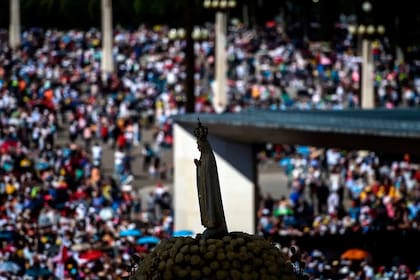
[194, 118, 208, 142]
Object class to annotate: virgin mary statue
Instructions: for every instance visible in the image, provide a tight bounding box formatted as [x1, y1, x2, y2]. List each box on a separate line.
[194, 120, 228, 238]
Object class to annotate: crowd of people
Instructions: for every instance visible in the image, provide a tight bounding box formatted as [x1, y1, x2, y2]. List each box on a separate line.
[257, 145, 420, 278]
[222, 19, 420, 111]
[0, 27, 178, 279]
[258, 147, 420, 236]
[283, 244, 420, 280]
[0, 14, 419, 279]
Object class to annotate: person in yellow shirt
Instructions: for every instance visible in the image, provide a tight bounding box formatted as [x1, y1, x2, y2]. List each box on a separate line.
[376, 185, 386, 198]
[102, 184, 112, 201]
[252, 85, 260, 100]
[5, 180, 16, 195]
[359, 186, 370, 202]
[388, 185, 401, 201]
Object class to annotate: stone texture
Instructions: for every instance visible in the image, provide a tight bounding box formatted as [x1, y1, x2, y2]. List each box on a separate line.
[132, 232, 295, 280]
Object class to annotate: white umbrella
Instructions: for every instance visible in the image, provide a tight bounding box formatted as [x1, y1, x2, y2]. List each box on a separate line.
[99, 207, 114, 221]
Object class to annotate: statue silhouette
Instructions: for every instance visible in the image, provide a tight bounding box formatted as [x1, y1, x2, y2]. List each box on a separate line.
[194, 119, 228, 238]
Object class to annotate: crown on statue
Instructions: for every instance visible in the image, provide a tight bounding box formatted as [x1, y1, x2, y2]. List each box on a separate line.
[194, 118, 208, 140]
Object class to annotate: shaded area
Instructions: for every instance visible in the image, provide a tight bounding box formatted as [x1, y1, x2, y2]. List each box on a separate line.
[274, 229, 420, 272]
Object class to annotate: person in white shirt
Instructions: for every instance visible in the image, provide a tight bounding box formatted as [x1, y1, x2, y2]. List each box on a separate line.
[327, 191, 339, 215]
[91, 142, 102, 166]
[114, 148, 126, 175]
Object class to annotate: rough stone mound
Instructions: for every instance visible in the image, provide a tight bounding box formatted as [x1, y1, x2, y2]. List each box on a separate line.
[132, 232, 295, 280]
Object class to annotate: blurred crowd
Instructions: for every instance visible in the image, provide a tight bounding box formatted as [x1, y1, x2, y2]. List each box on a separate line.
[0, 27, 177, 279]
[0, 15, 419, 279]
[223, 19, 420, 111]
[257, 145, 420, 279]
[257, 146, 420, 236]
[282, 244, 420, 280]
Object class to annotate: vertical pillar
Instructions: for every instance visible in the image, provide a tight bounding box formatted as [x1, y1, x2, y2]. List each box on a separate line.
[9, 0, 21, 49]
[214, 11, 228, 114]
[396, 46, 404, 64]
[174, 124, 257, 234]
[361, 39, 374, 108]
[242, 5, 249, 27]
[185, 6, 195, 113]
[101, 0, 114, 76]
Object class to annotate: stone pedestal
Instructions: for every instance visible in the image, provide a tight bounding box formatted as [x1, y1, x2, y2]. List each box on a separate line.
[133, 232, 295, 280]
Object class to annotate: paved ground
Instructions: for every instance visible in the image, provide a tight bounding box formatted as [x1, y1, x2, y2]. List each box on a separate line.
[56, 125, 289, 210]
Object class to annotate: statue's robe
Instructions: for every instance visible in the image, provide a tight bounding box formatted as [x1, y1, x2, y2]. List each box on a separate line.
[195, 139, 227, 232]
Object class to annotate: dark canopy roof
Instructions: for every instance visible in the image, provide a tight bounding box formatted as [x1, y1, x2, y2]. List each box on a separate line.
[174, 109, 420, 155]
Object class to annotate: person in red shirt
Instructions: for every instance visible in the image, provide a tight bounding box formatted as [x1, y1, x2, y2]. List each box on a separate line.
[117, 133, 126, 150]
